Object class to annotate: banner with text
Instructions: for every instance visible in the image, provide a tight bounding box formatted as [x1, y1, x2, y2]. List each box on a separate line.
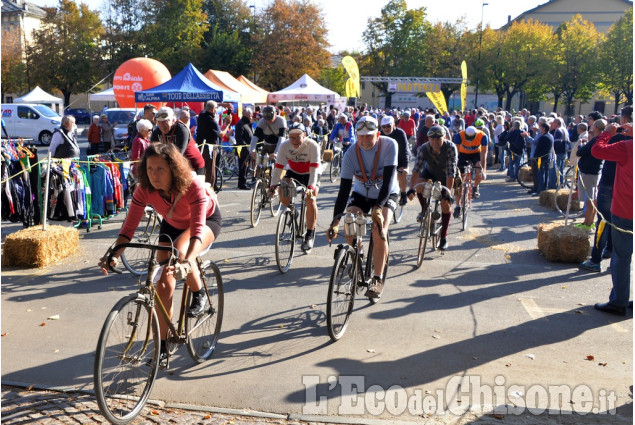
[425, 91, 449, 116]
[388, 82, 441, 93]
[461, 60, 468, 112]
[341, 56, 361, 98]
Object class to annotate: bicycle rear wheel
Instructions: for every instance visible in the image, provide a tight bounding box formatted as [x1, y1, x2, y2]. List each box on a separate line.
[250, 179, 263, 227]
[517, 162, 533, 189]
[275, 210, 296, 273]
[329, 154, 341, 183]
[416, 207, 431, 268]
[326, 246, 356, 341]
[555, 167, 584, 218]
[215, 165, 223, 192]
[121, 209, 159, 276]
[94, 294, 159, 425]
[365, 234, 389, 305]
[187, 261, 224, 362]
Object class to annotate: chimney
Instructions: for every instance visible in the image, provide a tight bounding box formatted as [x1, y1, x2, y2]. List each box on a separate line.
[508, 15, 511, 23]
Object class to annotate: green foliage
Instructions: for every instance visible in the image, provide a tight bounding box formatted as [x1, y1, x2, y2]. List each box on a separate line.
[550, 15, 603, 116]
[318, 66, 348, 96]
[599, 7, 633, 111]
[100, 0, 148, 72]
[361, 0, 430, 106]
[141, 0, 210, 74]
[26, 0, 104, 106]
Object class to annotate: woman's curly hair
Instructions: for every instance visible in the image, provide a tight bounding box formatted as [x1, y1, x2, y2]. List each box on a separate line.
[136, 143, 193, 194]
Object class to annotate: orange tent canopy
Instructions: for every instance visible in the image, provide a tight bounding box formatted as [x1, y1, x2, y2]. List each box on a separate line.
[203, 70, 268, 105]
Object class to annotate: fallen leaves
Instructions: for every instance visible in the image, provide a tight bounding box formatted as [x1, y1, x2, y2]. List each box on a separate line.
[367, 348, 376, 353]
[47, 315, 60, 320]
[598, 362, 607, 367]
[1, 333, 6, 337]
[526, 354, 535, 360]
[39, 323, 46, 327]
[586, 355, 595, 361]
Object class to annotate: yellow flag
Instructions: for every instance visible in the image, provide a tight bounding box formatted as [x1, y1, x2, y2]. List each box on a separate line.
[460, 60, 468, 112]
[341, 56, 360, 97]
[425, 91, 449, 116]
[345, 78, 356, 98]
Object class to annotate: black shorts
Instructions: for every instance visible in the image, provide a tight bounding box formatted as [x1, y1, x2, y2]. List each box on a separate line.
[347, 192, 399, 214]
[158, 206, 222, 244]
[420, 169, 462, 191]
[284, 170, 320, 188]
[457, 153, 481, 174]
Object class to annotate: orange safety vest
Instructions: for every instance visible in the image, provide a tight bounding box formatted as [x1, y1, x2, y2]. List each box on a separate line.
[458, 130, 484, 155]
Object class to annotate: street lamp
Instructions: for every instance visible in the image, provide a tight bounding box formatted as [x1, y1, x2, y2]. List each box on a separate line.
[474, 1, 488, 109]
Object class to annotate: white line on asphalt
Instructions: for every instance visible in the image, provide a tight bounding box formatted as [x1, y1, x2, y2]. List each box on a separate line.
[519, 298, 549, 321]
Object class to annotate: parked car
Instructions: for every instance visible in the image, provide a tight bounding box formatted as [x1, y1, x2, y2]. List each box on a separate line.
[102, 108, 138, 150]
[1, 103, 62, 145]
[65, 107, 96, 124]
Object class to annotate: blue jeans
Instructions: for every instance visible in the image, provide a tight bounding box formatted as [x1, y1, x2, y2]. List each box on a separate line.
[507, 152, 522, 180]
[498, 146, 506, 170]
[537, 161, 550, 193]
[590, 186, 613, 264]
[608, 214, 633, 308]
[548, 153, 566, 189]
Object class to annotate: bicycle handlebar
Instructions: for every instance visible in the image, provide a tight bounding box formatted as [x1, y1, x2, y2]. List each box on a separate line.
[102, 243, 180, 275]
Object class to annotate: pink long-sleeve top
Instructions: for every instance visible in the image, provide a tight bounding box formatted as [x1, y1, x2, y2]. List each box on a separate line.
[120, 178, 216, 242]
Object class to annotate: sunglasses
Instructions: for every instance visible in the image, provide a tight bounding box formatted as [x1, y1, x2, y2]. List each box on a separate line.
[356, 120, 378, 132]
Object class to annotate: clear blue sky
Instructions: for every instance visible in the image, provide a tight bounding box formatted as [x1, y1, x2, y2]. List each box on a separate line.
[28, 0, 546, 53]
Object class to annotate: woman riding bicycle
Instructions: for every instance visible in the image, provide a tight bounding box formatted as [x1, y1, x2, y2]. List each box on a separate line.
[99, 143, 222, 361]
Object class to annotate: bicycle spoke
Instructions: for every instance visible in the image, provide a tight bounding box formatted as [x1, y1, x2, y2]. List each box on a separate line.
[275, 210, 295, 273]
[187, 261, 223, 362]
[327, 247, 355, 341]
[94, 296, 159, 425]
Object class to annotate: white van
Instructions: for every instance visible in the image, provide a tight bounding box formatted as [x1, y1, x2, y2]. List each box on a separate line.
[1, 103, 62, 145]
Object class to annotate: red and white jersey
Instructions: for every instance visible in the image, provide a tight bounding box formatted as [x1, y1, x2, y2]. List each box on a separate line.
[271, 137, 321, 188]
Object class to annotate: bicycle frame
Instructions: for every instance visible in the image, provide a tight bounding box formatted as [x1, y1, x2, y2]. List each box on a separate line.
[109, 243, 213, 355]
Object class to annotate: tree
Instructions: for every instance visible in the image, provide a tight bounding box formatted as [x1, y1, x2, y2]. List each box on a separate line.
[100, 0, 149, 72]
[550, 15, 603, 116]
[253, 0, 330, 90]
[199, 0, 254, 76]
[600, 7, 633, 113]
[426, 18, 477, 107]
[26, 0, 104, 106]
[141, 0, 209, 74]
[361, 0, 430, 107]
[1, 29, 28, 99]
[318, 66, 348, 96]
[476, 20, 554, 110]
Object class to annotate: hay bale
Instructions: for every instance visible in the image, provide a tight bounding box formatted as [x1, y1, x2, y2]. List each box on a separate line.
[2, 225, 79, 268]
[537, 223, 590, 263]
[518, 166, 533, 183]
[539, 189, 557, 208]
[322, 149, 334, 162]
[555, 189, 584, 212]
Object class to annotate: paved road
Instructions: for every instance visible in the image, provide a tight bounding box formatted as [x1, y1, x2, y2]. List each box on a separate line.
[1, 164, 632, 424]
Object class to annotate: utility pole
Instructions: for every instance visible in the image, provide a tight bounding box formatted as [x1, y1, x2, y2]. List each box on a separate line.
[474, 1, 488, 109]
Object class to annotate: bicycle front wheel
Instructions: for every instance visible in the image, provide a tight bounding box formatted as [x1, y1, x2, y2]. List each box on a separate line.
[121, 209, 159, 276]
[270, 193, 283, 217]
[327, 246, 356, 341]
[416, 208, 431, 268]
[250, 179, 263, 227]
[393, 202, 404, 224]
[215, 164, 223, 192]
[329, 154, 341, 183]
[275, 210, 296, 273]
[461, 186, 470, 231]
[94, 294, 159, 425]
[555, 167, 584, 218]
[187, 261, 224, 362]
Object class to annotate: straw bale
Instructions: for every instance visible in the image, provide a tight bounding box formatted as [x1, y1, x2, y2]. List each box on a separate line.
[518, 166, 533, 183]
[537, 223, 590, 263]
[322, 149, 334, 162]
[555, 189, 583, 212]
[539, 190, 557, 208]
[2, 225, 79, 268]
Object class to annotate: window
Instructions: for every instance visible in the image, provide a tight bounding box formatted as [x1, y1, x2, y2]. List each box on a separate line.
[17, 106, 39, 119]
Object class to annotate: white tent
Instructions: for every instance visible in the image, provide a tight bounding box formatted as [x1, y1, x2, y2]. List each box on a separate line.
[267, 74, 340, 104]
[15, 86, 64, 106]
[89, 87, 116, 102]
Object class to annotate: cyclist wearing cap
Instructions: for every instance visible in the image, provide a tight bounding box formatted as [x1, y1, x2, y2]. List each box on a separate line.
[327, 116, 399, 299]
[407, 125, 458, 250]
[329, 113, 356, 152]
[398, 111, 416, 143]
[380, 115, 412, 206]
[249, 105, 287, 159]
[453, 125, 488, 212]
[269, 123, 321, 251]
